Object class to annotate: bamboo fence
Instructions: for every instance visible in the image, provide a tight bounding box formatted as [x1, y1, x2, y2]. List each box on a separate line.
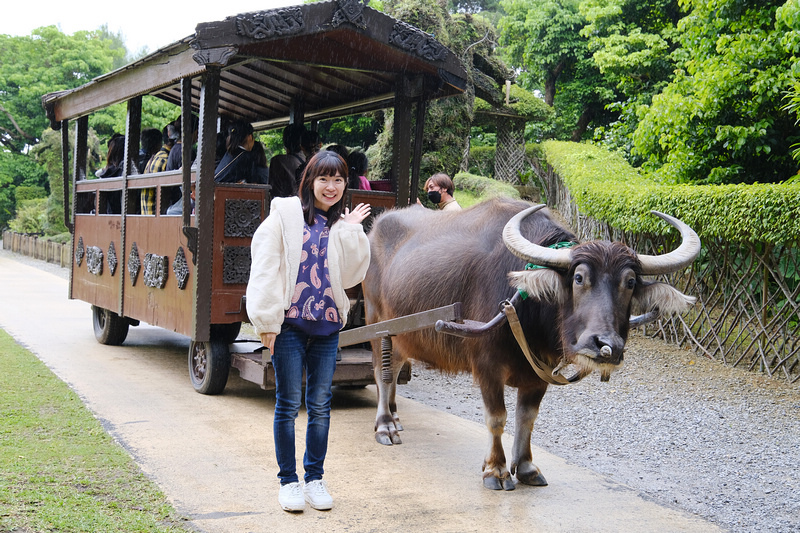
[535, 161, 800, 385]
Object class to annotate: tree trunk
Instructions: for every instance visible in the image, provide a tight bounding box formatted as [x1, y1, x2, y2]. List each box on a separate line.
[571, 106, 595, 142]
[544, 61, 565, 107]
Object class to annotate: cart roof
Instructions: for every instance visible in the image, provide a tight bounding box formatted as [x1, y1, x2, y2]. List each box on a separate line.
[42, 0, 467, 129]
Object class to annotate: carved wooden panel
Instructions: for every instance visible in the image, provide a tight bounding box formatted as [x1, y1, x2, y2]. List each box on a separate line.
[224, 199, 261, 238]
[223, 246, 251, 285]
[143, 253, 168, 289]
[128, 242, 141, 286]
[86, 246, 103, 276]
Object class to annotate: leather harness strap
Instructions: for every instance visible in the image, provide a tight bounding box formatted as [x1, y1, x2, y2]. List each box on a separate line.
[504, 301, 592, 386]
[503, 301, 573, 386]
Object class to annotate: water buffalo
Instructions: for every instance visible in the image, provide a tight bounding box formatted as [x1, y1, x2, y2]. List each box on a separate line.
[362, 198, 700, 490]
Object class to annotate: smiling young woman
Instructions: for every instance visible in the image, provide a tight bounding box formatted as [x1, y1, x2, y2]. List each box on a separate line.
[246, 149, 371, 513]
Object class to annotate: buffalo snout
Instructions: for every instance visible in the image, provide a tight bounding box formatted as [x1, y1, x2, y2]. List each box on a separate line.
[571, 331, 625, 366]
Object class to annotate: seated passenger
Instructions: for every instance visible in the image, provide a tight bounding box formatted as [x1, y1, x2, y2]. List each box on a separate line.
[96, 133, 125, 214]
[268, 123, 306, 197]
[138, 128, 162, 174]
[293, 129, 322, 186]
[252, 141, 270, 185]
[215, 121, 260, 183]
[347, 150, 371, 191]
[166, 115, 199, 171]
[165, 182, 196, 215]
[141, 124, 177, 215]
[95, 133, 124, 179]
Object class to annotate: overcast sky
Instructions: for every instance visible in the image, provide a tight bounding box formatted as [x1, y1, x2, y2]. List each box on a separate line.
[2, 0, 298, 54]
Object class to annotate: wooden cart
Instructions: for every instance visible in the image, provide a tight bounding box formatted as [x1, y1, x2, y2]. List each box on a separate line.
[42, 1, 467, 394]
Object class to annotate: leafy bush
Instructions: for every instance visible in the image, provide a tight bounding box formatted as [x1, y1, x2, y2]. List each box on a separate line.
[8, 198, 47, 234]
[454, 172, 520, 201]
[468, 145, 495, 177]
[542, 141, 800, 244]
[13, 186, 47, 205]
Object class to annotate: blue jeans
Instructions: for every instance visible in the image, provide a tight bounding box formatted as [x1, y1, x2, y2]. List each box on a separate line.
[272, 324, 338, 485]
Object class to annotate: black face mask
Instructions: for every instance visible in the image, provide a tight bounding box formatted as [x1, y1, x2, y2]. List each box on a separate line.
[427, 190, 442, 204]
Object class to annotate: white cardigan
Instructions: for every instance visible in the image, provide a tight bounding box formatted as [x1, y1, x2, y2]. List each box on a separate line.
[245, 196, 370, 336]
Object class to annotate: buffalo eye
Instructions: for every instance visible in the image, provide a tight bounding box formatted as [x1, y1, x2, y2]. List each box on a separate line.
[574, 273, 584, 285]
[627, 277, 636, 290]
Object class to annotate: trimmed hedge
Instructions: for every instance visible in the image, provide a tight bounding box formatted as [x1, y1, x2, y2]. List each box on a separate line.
[542, 141, 800, 244]
[454, 172, 520, 200]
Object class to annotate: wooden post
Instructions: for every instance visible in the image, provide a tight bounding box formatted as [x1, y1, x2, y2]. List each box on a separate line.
[119, 96, 142, 316]
[393, 76, 412, 206]
[192, 66, 221, 343]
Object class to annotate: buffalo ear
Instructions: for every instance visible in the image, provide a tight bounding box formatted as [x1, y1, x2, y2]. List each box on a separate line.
[633, 280, 696, 316]
[508, 269, 563, 303]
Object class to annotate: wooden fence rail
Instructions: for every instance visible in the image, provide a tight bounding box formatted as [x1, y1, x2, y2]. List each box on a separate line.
[2, 230, 72, 268]
[534, 160, 800, 385]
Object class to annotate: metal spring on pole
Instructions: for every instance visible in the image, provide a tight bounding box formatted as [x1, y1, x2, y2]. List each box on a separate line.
[381, 336, 393, 384]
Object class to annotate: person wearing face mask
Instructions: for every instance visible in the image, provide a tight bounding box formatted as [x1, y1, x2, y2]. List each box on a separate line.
[424, 172, 461, 211]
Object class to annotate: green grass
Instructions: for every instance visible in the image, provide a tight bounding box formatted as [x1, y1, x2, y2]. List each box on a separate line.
[0, 328, 189, 532]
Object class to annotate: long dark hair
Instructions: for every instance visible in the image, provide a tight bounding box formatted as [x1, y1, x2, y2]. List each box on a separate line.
[298, 150, 349, 227]
[226, 120, 253, 154]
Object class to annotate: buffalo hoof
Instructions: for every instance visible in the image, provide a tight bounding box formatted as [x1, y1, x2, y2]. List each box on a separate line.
[483, 476, 516, 491]
[375, 431, 402, 446]
[517, 470, 548, 487]
[393, 419, 404, 432]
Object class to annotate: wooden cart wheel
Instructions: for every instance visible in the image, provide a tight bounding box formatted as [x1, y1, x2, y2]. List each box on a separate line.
[188, 340, 231, 395]
[210, 322, 242, 344]
[91, 305, 129, 346]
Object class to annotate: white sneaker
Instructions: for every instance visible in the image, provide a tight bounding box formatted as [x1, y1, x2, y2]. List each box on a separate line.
[278, 482, 305, 512]
[303, 479, 333, 510]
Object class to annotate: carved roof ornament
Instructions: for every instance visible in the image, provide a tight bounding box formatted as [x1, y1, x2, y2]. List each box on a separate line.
[332, 0, 369, 29]
[193, 47, 238, 67]
[389, 21, 447, 63]
[235, 7, 304, 40]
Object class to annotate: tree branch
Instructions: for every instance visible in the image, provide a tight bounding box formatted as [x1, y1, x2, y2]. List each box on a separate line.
[0, 103, 35, 143]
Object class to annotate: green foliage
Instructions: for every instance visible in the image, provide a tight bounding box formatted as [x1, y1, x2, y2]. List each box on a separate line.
[0, 27, 124, 153]
[542, 140, 800, 244]
[317, 114, 383, 149]
[467, 145, 496, 176]
[499, 0, 612, 141]
[474, 85, 553, 121]
[13, 186, 47, 205]
[0, 151, 48, 230]
[578, 0, 684, 158]
[777, 0, 800, 165]
[454, 171, 521, 199]
[375, 1, 484, 178]
[8, 198, 47, 234]
[632, 0, 800, 184]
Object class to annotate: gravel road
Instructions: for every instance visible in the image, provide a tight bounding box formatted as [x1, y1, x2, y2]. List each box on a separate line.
[4, 244, 798, 532]
[398, 334, 800, 533]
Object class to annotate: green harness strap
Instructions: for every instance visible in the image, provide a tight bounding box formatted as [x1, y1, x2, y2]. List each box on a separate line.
[518, 241, 577, 300]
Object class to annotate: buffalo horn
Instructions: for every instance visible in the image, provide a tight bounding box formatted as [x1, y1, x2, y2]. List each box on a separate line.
[502, 204, 572, 269]
[638, 211, 701, 275]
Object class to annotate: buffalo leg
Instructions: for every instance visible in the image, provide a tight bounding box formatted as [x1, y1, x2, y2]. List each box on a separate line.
[373, 336, 403, 446]
[479, 380, 515, 491]
[510, 386, 548, 486]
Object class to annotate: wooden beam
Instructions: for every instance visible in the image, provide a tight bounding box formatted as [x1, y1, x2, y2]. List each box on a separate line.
[48, 46, 203, 122]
